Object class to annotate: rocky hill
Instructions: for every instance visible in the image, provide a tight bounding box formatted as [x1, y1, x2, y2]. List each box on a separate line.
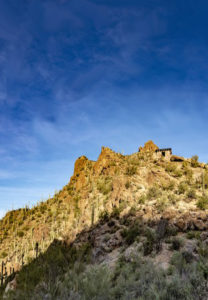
[1, 141, 208, 299]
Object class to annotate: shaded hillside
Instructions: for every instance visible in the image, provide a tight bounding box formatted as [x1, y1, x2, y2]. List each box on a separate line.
[2, 206, 208, 299]
[1, 141, 208, 299]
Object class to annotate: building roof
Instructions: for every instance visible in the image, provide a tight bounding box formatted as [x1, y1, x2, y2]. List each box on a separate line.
[155, 148, 172, 152]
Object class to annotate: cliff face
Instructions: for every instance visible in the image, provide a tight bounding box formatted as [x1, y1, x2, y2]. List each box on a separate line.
[1, 142, 208, 298]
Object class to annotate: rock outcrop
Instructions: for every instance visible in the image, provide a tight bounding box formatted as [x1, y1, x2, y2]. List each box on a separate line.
[139, 140, 159, 152]
[170, 155, 185, 162]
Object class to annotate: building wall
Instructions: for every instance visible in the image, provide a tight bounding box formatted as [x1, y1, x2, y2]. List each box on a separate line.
[153, 150, 172, 161]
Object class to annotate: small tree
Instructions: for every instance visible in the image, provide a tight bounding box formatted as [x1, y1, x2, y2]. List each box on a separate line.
[191, 155, 199, 168]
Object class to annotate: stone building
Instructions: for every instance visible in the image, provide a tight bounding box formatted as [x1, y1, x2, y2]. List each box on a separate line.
[154, 148, 172, 160]
[139, 140, 172, 161]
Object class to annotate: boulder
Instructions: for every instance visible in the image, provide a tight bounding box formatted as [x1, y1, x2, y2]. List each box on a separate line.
[182, 240, 198, 261]
[175, 218, 188, 231]
[170, 155, 184, 162]
[193, 219, 206, 230]
[203, 238, 208, 246]
[4, 276, 17, 298]
[124, 243, 142, 262]
[200, 231, 208, 241]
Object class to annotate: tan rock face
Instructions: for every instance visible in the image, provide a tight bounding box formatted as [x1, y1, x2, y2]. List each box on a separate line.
[93, 147, 121, 175]
[71, 156, 91, 190]
[139, 140, 159, 153]
[74, 156, 89, 175]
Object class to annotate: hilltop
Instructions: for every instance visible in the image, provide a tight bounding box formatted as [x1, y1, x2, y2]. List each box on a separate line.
[1, 141, 208, 299]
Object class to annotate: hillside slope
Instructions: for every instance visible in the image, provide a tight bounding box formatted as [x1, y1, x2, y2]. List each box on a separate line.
[1, 141, 208, 299]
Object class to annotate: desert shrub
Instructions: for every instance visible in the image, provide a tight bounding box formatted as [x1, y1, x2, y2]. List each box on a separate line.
[170, 237, 183, 250]
[204, 172, 208, 189]
[121, 222, 142, 245]
[187, 188, 196, 199]
[191, 155, 199, 168]
[147, 186, 162, 200]
[39, 204, 47, 214]
[17, 231, 24, 237]
[23, 225, 30, 231]
[67, 185, 74, 196]
[118, 199, 128, 211]
[97, 177, 113, 195]
[125, 180, 130, 189]
[173, 169, 183, 178]
[196, 195, 208, 210]
[182, 250, 194, 263]
[109, 160, 116, 167]
[166, 225, 178, 237]
[111, 207, 120, 219]
[143, 228, 156, 255]
[128, 206, 137, 216]
[99, 210, 110, 223]
[198, 244, 208, 258]
[170, 251, 186, 273]
[183, 166, 193, 177]
[125, 165, 137, 176]
[5, 251, 208, 300]
[168, 193, 178, 204]
[164, 180, 175, 191]
[156, 195, 169, 212]
[128, 157, 141, 166]
[186, 231, 201, 240]
[178, 182, 188, 194]
[0, 251, 7, 258]
[73, 195, 81, 217]
[138, 194, 146, 204]
[165, 163, 177, 173]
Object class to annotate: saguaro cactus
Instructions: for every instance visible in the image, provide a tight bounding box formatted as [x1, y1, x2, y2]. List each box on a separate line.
[21, 254, 24, 267]
[35, 242, 39, 258]
[91, 203, 95, 226]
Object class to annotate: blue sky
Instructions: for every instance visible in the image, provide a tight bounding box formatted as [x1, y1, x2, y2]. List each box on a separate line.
[0, 0, 208, 218]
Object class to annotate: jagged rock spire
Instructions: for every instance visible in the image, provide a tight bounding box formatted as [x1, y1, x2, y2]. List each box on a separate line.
[139, 140, 159, 152]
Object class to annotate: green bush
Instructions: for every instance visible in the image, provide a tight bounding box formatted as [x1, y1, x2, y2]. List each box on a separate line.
[168, 193, 178, 204]
[125, 165, 137, 176]
[138, 194, 146, 204]
[173, 169, 183, 178]
[191, 155, 199, 167]
[99, 210, 110, 223]
[197, 195, 208, 210]
[0, 251, 7, 258]
[187, 189, 196, 199]
[183, 166, 193, 178]
[125, 180, 130, 189]
[198, 244, 208, 258]
[178, 182, 188, 194]
[111, 207, 120, 219]
[186, 231, 201, 240]
[121, 223, 142, 245]
[165, 180, 175, 191]
[170, 237, 183, 250]
[17, 231, 24, 237]
[97, 177, 113, 195]
[156, 196, 169, 212]
[147, 186, 162, 200]
[165, 163, 177, 173]
[143, 228, 156, 255]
